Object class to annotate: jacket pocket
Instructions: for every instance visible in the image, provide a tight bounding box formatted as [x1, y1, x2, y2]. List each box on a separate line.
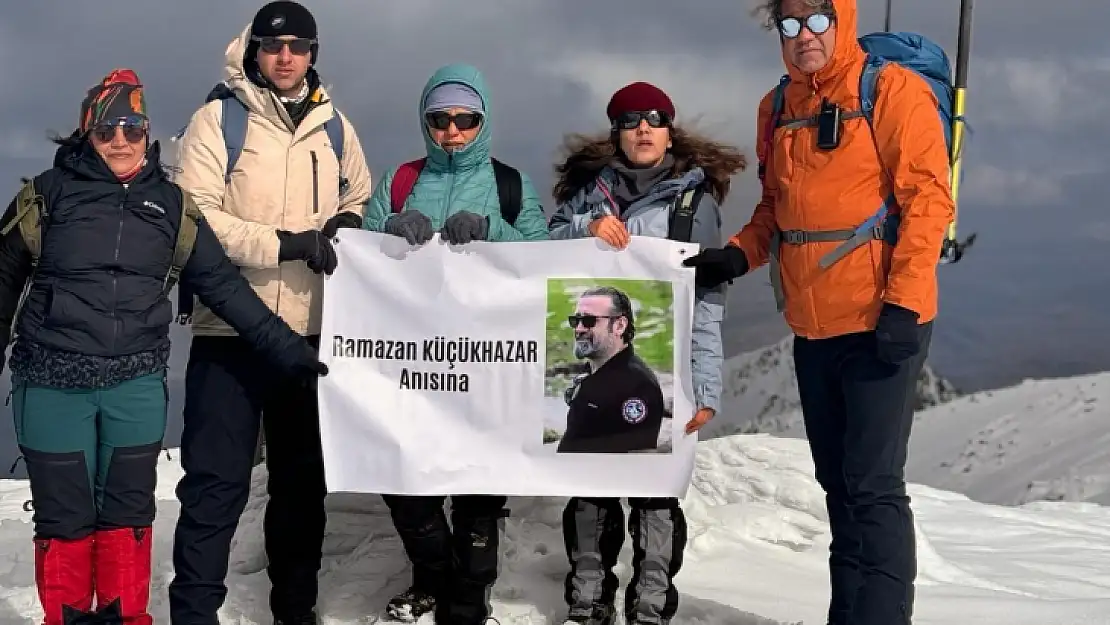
[43, 285, 95, 335]
[311, 151, 319, 214]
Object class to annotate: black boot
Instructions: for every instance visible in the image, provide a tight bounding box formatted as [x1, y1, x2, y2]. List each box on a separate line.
[385, 586, 437, 623]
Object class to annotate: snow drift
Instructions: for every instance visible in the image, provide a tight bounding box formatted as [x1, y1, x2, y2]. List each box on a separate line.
[3, 432, 1110, 625]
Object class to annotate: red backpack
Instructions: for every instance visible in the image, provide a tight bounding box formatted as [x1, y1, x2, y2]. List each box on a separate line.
[388, 157, 524, 225]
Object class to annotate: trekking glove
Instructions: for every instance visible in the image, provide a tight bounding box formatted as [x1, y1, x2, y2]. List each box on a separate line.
[874, 303, 922, 364]
[588, 215, 630, 249]
[322, 211, 363, 238]
[281, 337, 330, 381]
[385, 210, 435, 245]
[277, 229, 338, 275]
[681, 245, 749, 288]
[441, 211, 489, 245]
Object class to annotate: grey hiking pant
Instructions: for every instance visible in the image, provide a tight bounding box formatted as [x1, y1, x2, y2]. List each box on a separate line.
[562, 497, 686, 624]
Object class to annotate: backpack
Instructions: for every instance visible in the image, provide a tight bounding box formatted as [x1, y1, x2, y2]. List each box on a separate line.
[761, 30, 957, 312]
[666, 186, 705, 243]
[389, 157, 522, 225]
[0, 178, 201, 336]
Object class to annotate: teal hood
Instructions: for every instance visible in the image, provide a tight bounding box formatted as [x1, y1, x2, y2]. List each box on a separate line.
[419, 63, 492, 171]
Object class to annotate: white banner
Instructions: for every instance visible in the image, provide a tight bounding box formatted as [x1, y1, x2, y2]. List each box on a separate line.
[317, 229, 700, 498]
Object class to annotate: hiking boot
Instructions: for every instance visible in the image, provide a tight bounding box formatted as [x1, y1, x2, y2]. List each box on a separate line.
[35, 535, 95, 625]
[385, 587, 436, 623]
[93, 528, 154, 625]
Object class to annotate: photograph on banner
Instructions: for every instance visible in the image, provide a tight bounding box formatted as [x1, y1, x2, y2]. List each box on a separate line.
[542, 277, 674, 455]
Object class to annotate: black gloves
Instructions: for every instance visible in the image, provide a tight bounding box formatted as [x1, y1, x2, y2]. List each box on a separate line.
[279, 337, 330, 382]
[277, 229, 337, 275]
[385, 210, 435, 245]
[874, 303, 922, 364]
[681, 245, 750, 289]
[322, 211, 363, 238]
[441, 211, 489, 245]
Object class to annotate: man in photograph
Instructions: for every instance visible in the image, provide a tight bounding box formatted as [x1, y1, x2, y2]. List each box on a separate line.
[557, 286, 665, 454]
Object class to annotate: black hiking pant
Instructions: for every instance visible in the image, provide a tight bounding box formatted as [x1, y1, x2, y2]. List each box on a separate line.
[793, 323, 932, 625]
[168, 336, 327, 625]
[562, 497, 686, 625]
[382, 493, 509, 625]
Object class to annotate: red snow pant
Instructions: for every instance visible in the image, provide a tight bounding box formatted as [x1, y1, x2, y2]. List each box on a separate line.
[13, 372, 167, 625]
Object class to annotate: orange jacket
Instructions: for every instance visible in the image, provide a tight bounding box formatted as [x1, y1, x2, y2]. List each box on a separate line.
[730, 0, 954, 339]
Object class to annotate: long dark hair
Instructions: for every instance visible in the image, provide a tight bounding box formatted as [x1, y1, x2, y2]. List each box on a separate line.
[552, 126, 748, 205]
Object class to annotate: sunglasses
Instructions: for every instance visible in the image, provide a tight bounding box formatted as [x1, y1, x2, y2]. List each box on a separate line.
[613, 110, 671, 130]
[567, 314, 620, 329]
[89, 116, 147, 144]
[425, 111, 483, 131]
[777, 12, 835, 38]
[252, 36, 315, 55]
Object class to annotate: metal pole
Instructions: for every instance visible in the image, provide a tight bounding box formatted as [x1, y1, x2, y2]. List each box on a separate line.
[942, 0, 976, 263]
[884, 0, 892, 31]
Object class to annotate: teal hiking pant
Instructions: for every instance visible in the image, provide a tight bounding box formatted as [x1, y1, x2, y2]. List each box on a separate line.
[12, 371, 168, 540]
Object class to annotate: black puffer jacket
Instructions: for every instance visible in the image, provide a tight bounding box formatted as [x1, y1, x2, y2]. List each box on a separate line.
[0, 138, 321, 388]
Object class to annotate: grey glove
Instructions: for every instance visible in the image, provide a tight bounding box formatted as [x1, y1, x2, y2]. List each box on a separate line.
[441, 211, 489, 245]
[384, 210, 435, 245]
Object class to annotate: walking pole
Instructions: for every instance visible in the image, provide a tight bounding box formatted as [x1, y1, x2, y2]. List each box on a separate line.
[942, 0, 977, 264]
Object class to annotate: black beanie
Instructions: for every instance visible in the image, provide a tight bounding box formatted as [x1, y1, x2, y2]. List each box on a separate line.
[251, 1, 317, 40]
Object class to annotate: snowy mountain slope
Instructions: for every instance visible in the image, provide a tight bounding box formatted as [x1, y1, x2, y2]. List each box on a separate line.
[902, 371, 1110, 506]
[705, 335, 960, 438]
[3, 435, 1110, 625]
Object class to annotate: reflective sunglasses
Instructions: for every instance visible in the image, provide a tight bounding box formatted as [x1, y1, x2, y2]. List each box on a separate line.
[425, 111, 483, 131]
[567, 314, 619, 329]
[777, 13, 834, 38]
[89, 116, 147, 144]
[252, 36, 315, 55]
[613, 109, 671, 130]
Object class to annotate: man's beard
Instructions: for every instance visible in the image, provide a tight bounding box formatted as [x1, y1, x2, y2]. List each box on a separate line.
[574, 332, 609, 359]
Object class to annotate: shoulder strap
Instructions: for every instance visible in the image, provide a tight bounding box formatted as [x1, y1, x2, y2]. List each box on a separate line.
[490, 157, 522, 226]
[2, 178, 45, 265]
[758, 75, 791, 185]
[667, 186, 704, 243]
[390, 159, 427, 213]
[323, 113, 349, 195]
[166, 189, 202, 297]
[220, 96, 249, 185]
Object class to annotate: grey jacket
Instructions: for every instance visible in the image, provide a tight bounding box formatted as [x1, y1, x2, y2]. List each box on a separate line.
[548, 166, 726, 412]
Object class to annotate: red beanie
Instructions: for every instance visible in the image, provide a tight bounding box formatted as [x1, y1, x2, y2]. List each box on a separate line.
[606, 81, 675, 122]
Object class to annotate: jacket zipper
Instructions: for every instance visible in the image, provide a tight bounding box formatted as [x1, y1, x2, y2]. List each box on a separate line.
[310, 151, 319, 214]
[106, 186, 128, 385]
[443, 153, 455, 223]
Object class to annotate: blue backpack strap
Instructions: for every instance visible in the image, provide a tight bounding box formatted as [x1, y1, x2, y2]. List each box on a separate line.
[322, 113, 349, 196]
[220, 95, 248, 186]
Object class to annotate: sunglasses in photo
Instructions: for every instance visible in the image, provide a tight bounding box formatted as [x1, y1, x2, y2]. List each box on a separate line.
[89, 116, 148, 144]
[567, 314, 621, 329]
[613, 109, 671, 130]
[777, 12, 835, 38]
[425, 111, 483, 131]
[252, 36, 315, 55]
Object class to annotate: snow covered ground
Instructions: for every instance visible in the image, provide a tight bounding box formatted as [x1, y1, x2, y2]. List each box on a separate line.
[2, 434, 1110, 625]
[705, 335, 1110, 508]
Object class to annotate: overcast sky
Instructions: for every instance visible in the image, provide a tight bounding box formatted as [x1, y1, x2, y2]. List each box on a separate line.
[0, 0, 1107, 391]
